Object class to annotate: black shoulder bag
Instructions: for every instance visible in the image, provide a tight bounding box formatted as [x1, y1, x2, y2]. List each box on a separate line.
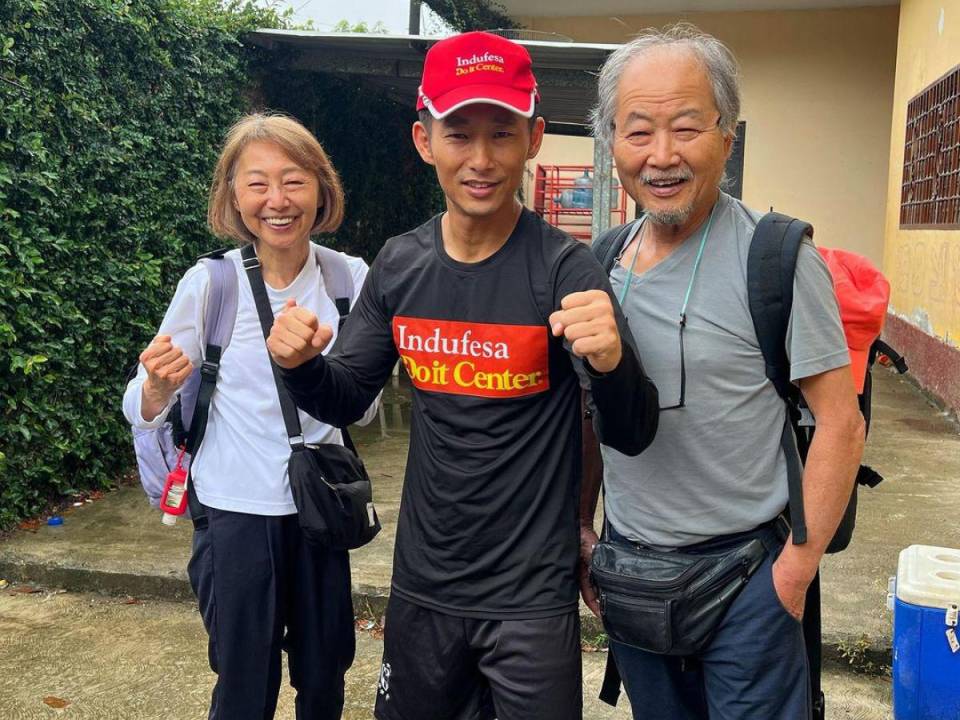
[242, 245, 381, 550]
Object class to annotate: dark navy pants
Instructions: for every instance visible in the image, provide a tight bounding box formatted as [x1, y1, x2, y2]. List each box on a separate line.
[608, 524, 811, 720]
[187, 506, 355, 720]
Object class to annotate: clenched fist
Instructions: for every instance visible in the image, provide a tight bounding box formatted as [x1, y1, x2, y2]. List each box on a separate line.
[267, 299, 335, 369]
[139, 335, 193, 421]
[579, 525, 601, 618]
[549, 290, 623, 373]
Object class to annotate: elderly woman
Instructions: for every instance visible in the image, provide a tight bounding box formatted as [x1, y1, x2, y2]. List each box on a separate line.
[123, 113, 374, 719]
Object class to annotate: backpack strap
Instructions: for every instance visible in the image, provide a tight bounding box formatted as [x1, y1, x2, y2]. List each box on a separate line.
[748, 214, 827, 719]
[181, 249, 238, 527]
[599, 651, 623, 707]
[746, 213, 811, 400]
[313, 244, 359, 452]
[746, 212, 813, 546]
[314, 244, 355, 331]
[779, 418, 807, 545]
[200, 255, 240, 349]
[592, 221, 641, 274]
[871, 339, 908, 375]
[803, 571, 827, 720]
[182, 254, 237, 446]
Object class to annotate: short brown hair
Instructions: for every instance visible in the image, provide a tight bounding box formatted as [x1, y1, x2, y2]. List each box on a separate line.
[207, 113, 345, 244]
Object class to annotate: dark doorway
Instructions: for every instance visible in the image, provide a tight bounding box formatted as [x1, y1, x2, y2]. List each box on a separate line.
[725, 121, 747, 199]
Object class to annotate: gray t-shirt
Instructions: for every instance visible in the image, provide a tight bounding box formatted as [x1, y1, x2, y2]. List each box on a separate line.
[603, 191, 849, 547]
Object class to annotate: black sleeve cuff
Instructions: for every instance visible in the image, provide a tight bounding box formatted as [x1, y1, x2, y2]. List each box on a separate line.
[587, 339, 659, 457]
[278, 353, 325, 385]
[584, 338, 635, 382]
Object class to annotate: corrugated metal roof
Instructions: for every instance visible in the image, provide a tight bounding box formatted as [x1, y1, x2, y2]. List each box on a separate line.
[496, 0, 897, 16]
[246, 30, 619, 132]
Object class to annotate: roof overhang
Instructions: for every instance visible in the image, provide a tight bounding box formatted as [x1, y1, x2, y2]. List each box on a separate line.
[488, 0, 897, 17]
[247, 30, 621, 135]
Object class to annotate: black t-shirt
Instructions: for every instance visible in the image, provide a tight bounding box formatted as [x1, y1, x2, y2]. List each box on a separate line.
[281, 209, 658, 618]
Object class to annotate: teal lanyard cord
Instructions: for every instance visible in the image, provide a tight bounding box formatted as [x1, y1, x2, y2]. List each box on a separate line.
[617, 205, 716, 323]
[617, 222, 644, 308]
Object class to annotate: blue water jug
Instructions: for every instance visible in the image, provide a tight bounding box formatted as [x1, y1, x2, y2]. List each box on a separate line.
[572, 170, 592, 208]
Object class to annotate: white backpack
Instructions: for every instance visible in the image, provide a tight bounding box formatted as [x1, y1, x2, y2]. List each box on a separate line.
[129, 245, 356, 507]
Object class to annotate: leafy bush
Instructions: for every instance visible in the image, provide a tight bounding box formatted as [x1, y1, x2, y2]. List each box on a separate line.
[0, 0, 444, 528]
[0, 0, 281, 527]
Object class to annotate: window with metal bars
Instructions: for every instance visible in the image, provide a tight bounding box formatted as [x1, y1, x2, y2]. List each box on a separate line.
[900, 65, 960, 229]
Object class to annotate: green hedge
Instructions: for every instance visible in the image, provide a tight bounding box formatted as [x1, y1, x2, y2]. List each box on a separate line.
[0, 0, 445, 528]
[0, 0, 279, 528]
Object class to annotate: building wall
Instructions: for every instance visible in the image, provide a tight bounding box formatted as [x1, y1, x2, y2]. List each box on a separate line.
[518, 5, 900, 264]
[880, 0, 960, 413]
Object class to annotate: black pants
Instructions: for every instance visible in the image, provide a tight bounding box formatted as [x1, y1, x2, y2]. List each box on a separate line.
[374, 594, 583, 720]
[187, 506, 355, 720]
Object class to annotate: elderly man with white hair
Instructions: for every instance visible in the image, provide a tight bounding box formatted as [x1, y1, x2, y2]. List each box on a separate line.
[579, 23, 865, 720]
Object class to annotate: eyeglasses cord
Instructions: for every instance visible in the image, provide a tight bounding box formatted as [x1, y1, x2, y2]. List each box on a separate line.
[617, 203, 716, 325]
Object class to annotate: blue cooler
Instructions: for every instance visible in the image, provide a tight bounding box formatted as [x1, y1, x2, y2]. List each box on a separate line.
[892, 544, 960, 720]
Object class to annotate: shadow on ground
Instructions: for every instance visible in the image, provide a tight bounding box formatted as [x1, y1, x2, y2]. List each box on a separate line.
[0, 590, 892, 719]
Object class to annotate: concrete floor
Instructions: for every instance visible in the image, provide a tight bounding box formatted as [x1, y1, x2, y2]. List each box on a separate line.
[2, 368, 957, 657]
[0, 589, 892, 719]
[819, 367, 960, 654]
[0, 367, 956, 718]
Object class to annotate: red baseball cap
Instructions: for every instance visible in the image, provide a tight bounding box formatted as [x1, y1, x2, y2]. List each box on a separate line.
[818, 247, 890, 394]
[417, 31, 540, 119]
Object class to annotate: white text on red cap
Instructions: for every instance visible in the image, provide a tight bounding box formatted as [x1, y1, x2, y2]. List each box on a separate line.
[456, 52, 506, 67]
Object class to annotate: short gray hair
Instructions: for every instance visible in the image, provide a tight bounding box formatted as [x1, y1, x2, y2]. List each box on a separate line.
[590, 23, 741, 148]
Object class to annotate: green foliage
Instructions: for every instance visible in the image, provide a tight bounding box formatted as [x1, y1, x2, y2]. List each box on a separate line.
[836, 635, 891, 676]
[0, 0, 445, 528]
[0, 0, 282, 528]
[331, 19, 389, 34]
[424, 0, 519, 32]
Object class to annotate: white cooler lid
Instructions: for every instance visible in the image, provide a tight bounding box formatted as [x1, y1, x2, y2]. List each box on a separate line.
[896, 544, 960, 609]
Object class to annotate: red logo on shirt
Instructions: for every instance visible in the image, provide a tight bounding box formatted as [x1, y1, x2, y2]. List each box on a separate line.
[392, 316, 549, 398]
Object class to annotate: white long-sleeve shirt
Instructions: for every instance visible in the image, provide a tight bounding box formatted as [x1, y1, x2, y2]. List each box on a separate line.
[123, 243, 375, 515]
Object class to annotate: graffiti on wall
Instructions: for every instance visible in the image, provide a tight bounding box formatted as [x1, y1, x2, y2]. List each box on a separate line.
[891, 236, 960, 344]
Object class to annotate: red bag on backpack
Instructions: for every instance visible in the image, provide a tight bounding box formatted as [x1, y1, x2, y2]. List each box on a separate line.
[817, 247, 890, 394]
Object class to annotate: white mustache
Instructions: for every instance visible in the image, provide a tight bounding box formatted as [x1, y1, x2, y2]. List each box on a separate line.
[641, 171, 693, 185]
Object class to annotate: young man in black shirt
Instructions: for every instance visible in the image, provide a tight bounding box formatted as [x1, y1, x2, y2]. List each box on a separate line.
[268, 31, 658, 720]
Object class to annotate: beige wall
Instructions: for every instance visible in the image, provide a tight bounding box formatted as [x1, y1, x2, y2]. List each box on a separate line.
[881, 0, 960, 345]
[519, 5, 900, 263]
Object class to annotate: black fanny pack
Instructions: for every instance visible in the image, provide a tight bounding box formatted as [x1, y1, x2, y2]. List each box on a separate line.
[590, 534, 766, 656]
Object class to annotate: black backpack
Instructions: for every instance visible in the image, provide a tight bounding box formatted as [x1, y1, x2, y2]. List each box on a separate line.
[592, 212, 908, 719]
